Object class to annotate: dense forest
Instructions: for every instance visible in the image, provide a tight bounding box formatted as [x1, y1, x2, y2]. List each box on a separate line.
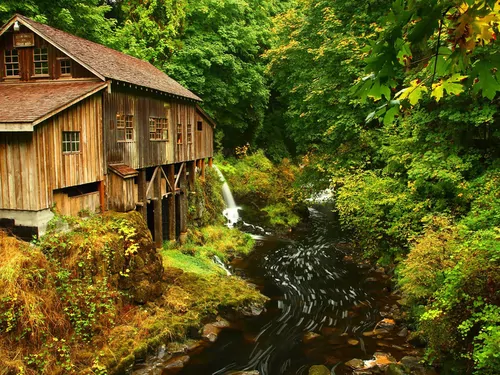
[1, 0, 499, 374]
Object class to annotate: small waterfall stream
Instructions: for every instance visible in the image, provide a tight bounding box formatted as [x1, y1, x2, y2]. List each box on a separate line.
[213, 165, 240, 228]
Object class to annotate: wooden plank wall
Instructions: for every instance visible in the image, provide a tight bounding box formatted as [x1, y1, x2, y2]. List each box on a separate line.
[172, 101, 196, 163]
[194, 111, 214, 160]
[53, 191, 100, 216]
[0, 26, 95, 82]
[35, 93, 104, 210]
[107, 172, 137, 212]
[0, 132, 38, 210]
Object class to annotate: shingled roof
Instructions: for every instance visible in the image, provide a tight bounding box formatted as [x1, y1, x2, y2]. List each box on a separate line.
[2, 14, 201, 102]
[0, 81, 107, 131]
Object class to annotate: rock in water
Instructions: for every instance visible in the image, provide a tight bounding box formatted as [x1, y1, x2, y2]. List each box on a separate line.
[201, 323, 221, 342]
[308, 365, 330, 375]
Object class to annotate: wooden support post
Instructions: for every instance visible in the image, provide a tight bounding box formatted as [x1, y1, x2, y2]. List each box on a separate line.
[179, 163, 188, 243]
[167, 164, 176, 241]
[208, 157, 213, 168]
[188, 161, 196, 190]
[138, 169, 147, 220]
[154, 167, 163, 248]
[99, 180, 106, 213]
[201, 159, 206, 180]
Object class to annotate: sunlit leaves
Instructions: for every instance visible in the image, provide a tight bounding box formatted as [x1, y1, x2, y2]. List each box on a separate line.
[395, 79, 429, 106]
[431, 74, 467, 101]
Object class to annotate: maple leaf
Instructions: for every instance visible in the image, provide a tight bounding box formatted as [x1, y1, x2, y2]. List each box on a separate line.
[395, 79, 428, 105]
[431, 74, 467, 101]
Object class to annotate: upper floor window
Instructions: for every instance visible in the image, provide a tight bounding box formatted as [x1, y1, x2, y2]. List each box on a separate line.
[197, 121, 203, 131]
[4, 49, 19, 77]
[149, 117, 169, 141]
[116, 113, 134, 141]
[62, 131, 80, 154]
[34, 47, 49, 75]
[177, 124, 183, 144]
[60, 59, 71, 75]
[187, 124, 193, 144]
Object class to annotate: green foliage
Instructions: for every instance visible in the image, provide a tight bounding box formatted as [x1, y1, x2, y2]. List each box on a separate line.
[219, 150, 301, 230]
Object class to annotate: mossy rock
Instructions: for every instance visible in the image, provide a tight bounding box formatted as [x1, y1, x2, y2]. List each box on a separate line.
[308, 365, 330, 375]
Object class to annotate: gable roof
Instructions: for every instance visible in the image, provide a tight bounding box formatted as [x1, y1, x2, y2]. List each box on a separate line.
[1, 14, 201, 102]
[0, 81, 107, 131]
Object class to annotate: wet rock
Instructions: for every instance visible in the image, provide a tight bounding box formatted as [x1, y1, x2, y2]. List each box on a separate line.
[397, 327, 408, 337]
[240, 303, 264, 317]
[363, 328, 389, 337]
[375, 318, 396, 330]
[201, 324, 221, 343]
[161, 355, 190, 374]
[348, 339, 360, 346]
[385, 363, 407, 375]
[212, 316, 231, 328]
[303, 332, 321, 344]
[308, 365, 330, 375]
[365, 277, 378, 283]
[345, 358, 365, 370]
[320, 327, 340, 336]
[225, 371, 260, 375]
[398, 356, 435, 374]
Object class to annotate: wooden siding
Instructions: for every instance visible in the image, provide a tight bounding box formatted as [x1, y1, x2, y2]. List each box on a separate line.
[104, 87, 214, 169]
[53, 191, 100, 216]
[35, 93, 104, 210]
[0, 132, 39, 210]
[107, 172, 137, 212]
[104, 88, 176, 169]
[194, 111, 214, 160]
[0, 26, 95, 82]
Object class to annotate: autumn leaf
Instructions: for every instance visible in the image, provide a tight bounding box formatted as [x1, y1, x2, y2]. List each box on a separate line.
[395, 79, 428, 105]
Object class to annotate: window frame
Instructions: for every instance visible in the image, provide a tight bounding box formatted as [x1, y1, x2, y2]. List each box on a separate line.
[59, 58, 71, 76]
[197, 121, 203, 132]
[149, 117, 169, 141]
[62, 131, 81, 154]
[4, 49, 20, 77]
[187, 123, 193, 144]
[116, 113, 134, 142]
[177, 123, 183, 145]
[33, 47, 49, 76]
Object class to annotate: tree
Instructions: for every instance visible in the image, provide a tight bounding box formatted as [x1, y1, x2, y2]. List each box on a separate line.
[355, 0, 500, 122]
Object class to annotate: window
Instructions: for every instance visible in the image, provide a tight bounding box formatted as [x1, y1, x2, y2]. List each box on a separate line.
[116, 114, 134, 141]
[4, 49, 19, 77]
[149, 117, 169, 140]
[34, 48, 49, 75]
[177, 124, 183, 144]
[60, 59, 71, 75]
[187, 124, 193, 144]
[62, 132, 80, 153]
[197, 121, 203, 131]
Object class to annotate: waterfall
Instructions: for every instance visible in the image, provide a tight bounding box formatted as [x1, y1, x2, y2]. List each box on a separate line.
[213, 255, 232, 276]
[213, 165, 240, 228]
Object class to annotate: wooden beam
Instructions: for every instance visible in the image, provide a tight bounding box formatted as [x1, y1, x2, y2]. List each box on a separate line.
[174, 162, 184, 189]
[208, 157, 213, 168]
[201, 159, 206, 180]
[145, 166, 160, 198]
[179, 164, 188, 243]
[99, 180, 106, 212]
[188, 161, 196, 190]
[160, 166, 174, 192]
[154, 168, 163, 248]
[167, 164, 176, 241]
[138, 169, 147, 220]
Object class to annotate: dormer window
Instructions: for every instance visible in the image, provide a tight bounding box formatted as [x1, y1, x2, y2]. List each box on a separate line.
[60, 59, 71, 75]
[33, 48, 48, 75]
[4, 49, 19, 77]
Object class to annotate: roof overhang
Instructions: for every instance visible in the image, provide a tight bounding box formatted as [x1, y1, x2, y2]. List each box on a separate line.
[0, 81, 108, 132]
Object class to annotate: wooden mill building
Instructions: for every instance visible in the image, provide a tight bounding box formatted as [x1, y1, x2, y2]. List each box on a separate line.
[0, 14, 214, 243]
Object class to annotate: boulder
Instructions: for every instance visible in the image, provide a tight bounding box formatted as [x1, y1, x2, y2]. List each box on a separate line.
[308, 365, 330, 375]
[161, 355, 190, 374]
[202, 324, 221, 343]
[385, 363, 407, 375]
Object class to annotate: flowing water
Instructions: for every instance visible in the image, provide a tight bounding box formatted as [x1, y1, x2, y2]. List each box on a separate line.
[175, 206, 409, 375]
[213, 165, 240, 228]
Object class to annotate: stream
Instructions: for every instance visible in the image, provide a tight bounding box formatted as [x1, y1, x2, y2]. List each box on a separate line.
[172, 206, 416, 375]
